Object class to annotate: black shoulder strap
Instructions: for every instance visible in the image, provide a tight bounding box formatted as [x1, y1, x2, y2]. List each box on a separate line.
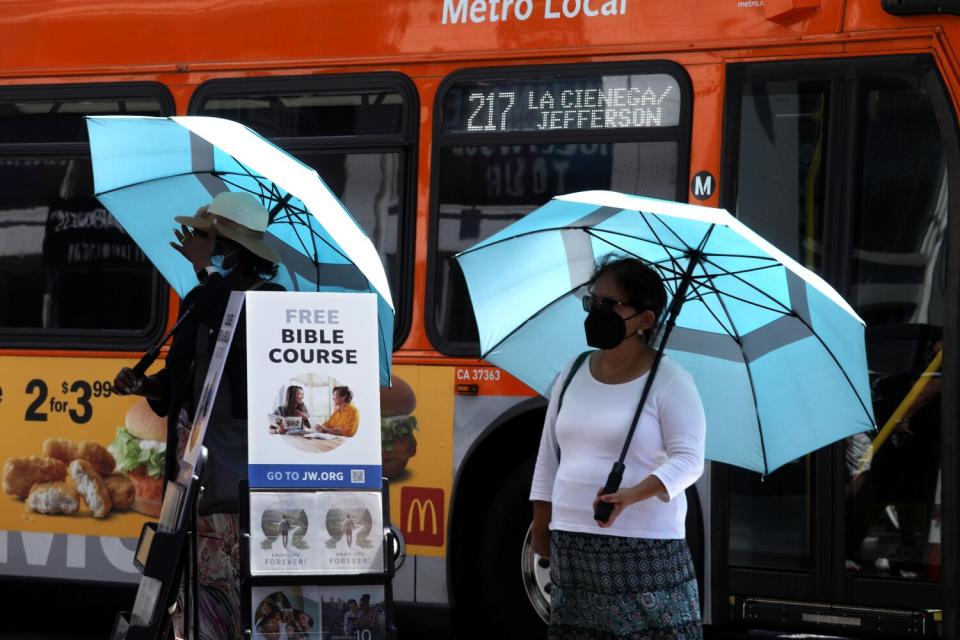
[552, 350, 592, 462]
[557, 350, 592, 414]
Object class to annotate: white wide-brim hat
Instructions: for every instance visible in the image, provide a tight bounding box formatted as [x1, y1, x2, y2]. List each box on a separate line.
[175, 191, 280, 264]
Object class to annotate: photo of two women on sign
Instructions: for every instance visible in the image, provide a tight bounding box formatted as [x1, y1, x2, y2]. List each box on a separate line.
[266, 375, 360, 453]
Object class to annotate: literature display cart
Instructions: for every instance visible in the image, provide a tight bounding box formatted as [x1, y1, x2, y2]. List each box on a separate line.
[242, 291, 392, 639]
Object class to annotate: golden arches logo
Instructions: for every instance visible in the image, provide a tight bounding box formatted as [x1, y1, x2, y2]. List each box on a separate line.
[400, 486, 444, 546]
[406, 498, 438, 535]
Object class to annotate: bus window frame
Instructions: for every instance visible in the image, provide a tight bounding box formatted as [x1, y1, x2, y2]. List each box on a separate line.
[426, 60, 694, 357]
[188, 72, 419, 350]
[716, 53, 958, 619]
[0, 81, 174, 351]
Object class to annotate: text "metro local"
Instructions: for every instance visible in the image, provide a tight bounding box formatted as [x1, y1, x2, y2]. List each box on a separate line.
[443, 0, 629, 24]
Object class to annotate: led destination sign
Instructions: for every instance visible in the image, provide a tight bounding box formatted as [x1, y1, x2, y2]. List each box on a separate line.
[443, 73, 681, 134]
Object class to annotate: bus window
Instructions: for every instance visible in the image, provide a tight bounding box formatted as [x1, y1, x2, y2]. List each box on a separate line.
[192, 77, 417, 344]
[0, 87, 171, 346]
[430, 65, 691, 354]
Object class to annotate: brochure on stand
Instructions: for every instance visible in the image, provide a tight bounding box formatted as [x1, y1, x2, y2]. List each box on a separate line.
[245, 292, 382, 490]
[249, 491, 384, 576]
[251, 585, 387, 640]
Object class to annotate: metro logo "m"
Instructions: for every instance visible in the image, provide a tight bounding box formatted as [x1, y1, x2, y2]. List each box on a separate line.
[401, 487, 444, 546]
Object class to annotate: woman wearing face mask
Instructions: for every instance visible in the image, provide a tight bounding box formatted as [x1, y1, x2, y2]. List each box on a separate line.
[529, 256, 706, 640]
[113, 191, 284, 640]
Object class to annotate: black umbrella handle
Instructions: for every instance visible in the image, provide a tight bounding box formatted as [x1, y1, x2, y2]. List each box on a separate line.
[594, 462, 626, 523]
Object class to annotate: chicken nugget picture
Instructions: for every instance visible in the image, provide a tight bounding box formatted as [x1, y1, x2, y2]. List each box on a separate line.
[2, 457, 68, 499]
[43, 438, 116, 477]
[69, 459, 112, 518]
[26, 482, 80, 515]
[104, 473, 136, 511]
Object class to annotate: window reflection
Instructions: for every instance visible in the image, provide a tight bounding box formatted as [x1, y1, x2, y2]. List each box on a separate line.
[0, 93, 165, 336]
[0, 158, 155, 332]
[845, 85, 945, 581]
[434, 141, 678, 346]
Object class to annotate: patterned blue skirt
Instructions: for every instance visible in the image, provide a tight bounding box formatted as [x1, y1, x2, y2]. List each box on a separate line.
[548, 530, 702, 640]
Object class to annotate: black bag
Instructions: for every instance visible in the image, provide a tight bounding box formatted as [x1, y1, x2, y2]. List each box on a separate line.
[198, 418, 247, 515]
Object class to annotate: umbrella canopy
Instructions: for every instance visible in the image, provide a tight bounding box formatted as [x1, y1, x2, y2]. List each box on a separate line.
[455, 190, 876, 474]
[86, 115, 393, 385]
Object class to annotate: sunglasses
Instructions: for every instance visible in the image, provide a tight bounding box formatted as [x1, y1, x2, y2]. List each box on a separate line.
[581, 294, 631, 312]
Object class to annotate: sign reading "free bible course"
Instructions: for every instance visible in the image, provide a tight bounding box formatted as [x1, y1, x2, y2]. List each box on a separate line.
[246, 291, 382, 490]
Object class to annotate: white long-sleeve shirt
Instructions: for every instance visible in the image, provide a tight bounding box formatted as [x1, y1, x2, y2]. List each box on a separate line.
[530, 355, 706, 539]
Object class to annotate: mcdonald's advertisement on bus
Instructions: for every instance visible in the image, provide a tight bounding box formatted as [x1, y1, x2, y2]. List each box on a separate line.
[0, 354, 156, 582]
[383, 364, 454, 559]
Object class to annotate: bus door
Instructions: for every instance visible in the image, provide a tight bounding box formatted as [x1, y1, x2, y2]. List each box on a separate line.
[716, 54, 955, 635]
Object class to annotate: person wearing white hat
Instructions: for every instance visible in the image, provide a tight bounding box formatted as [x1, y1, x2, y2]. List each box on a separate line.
[172, 191, 281, 270]
[113, 191, 284, 640]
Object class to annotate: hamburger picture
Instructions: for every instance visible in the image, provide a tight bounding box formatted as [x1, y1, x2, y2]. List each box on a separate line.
[380, 375, 418, 479]
[108, 398, 166, 517]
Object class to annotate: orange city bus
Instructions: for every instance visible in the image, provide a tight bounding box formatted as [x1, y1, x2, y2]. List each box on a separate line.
[0, 0, 957, 637]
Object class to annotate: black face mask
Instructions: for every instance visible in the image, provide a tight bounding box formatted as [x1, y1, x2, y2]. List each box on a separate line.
[584, 305, 641, 350]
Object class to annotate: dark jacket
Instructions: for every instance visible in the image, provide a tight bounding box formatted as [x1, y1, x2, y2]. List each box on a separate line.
[147, 272, 282, 511]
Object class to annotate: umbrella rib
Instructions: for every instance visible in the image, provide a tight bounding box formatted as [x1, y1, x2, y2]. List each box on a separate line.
[742, 355, 771, 476]
[699, 254, 795, 316]
[225, 158, 275, 204]
[691, 262, 782, 280]
[681, 277, 791, 317]
[216, 173, 281, 205]
[703, 252, 779, 261]
[634, 210, 689, 302]
[694, 259, 771, 476]
[684, 279, 740, 341]
[634, 208, 696, 255]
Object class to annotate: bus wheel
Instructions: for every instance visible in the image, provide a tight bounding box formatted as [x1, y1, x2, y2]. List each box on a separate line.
[477, 456, 547, 639]
[520, 523, 551, 622]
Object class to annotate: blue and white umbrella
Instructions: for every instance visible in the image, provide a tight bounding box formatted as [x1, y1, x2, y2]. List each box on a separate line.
[455, 190, 875, 474]
[86, 115, 393, 385]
